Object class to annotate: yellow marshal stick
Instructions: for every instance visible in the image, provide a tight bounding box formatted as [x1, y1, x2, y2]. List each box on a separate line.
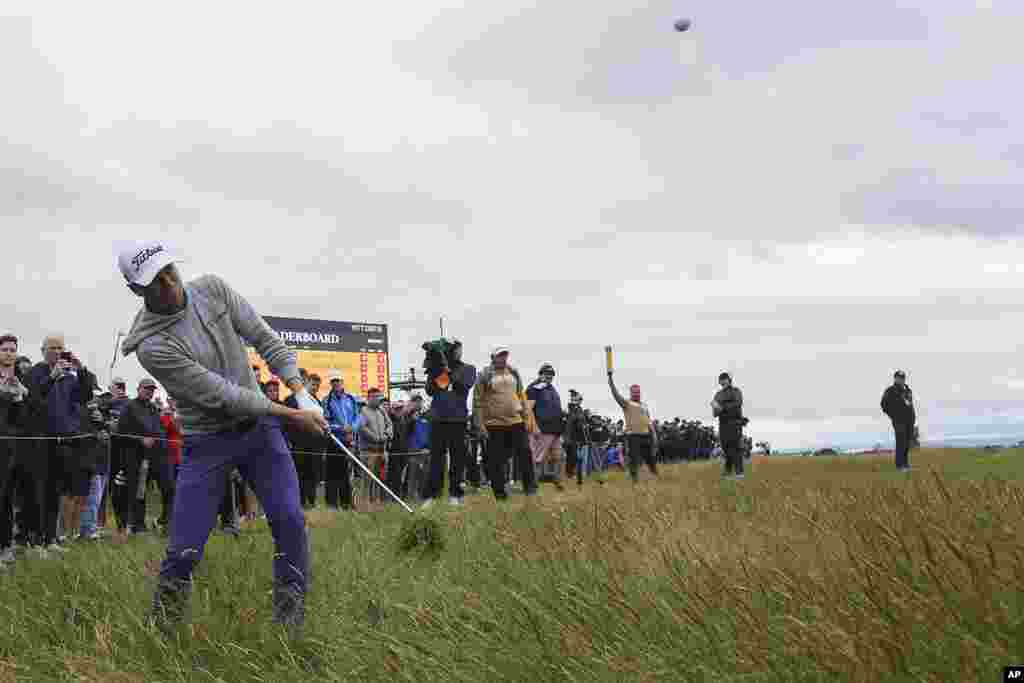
[605, 345, 614, 373]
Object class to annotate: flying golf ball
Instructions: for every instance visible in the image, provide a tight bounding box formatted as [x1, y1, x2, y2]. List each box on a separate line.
[674, 18, 692, 32]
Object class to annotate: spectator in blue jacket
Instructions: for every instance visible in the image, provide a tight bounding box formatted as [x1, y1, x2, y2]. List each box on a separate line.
[322, 374, 360, 510]
[24, 335, 97, 554]
[421, 340, 476, 508]
[527, 363, 565, 491]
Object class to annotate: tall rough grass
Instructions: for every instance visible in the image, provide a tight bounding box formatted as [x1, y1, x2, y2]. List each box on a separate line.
[0, 448, 1021, 681]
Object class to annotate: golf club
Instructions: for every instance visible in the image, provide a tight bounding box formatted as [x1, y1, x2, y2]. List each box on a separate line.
[326, 431, 414, 513]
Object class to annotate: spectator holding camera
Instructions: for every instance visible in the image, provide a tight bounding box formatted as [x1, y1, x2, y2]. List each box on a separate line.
[24, 335, 98, 553]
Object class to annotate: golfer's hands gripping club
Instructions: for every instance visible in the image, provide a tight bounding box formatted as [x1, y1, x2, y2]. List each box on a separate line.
[272, 384, 329, 435]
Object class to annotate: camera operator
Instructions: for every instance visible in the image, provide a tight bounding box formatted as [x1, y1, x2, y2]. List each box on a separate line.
[113, 378, 165, 534]
[422, 339, 477, 508]
[712, 372, 747, 479]
[0, 334, 28, 566]
[24, 335, 98, 553]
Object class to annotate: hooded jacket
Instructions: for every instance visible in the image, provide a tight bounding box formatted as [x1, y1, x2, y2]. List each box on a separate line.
[121, 274, 300, 436]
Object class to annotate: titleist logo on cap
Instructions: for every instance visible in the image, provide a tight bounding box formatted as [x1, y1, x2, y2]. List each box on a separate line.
[132, 245, 164, 273]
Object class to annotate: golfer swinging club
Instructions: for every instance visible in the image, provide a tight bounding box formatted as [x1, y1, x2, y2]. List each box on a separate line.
[117, 241, 328, 630]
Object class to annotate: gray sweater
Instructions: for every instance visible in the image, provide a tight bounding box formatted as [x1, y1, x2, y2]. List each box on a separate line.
[122, 274, 299, 436]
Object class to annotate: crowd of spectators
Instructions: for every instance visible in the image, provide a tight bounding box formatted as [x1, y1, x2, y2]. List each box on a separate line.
[0, 333, 745, 573]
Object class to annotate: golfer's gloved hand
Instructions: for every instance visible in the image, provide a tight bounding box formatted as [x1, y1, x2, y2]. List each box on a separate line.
[113, 470, 127, 487]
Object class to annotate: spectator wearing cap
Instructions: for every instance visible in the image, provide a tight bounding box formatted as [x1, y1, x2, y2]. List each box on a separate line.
[881, 370, 916, 472]
[423, 339, 477, 507]
[23, 334, 99, 554]
[0, 334, 28, 566]
[607, 367, 659, 483]
[322, 374, 360, 510]
[112, 378, 165, 534]
[358, 388, 393, 504]
[527, 363, 566, 491]
[471, 346, 535, 501]
[712, 372, 746, 479]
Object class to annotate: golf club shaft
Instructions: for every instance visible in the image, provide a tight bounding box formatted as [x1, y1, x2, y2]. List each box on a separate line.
[326, 432, 414, 513]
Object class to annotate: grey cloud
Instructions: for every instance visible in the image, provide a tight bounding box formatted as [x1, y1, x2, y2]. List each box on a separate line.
[156, 123, 473, 235]
[844, 168, 1024, 237]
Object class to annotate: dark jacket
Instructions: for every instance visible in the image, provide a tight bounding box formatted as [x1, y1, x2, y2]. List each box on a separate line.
[526, 380, 564, 435]
[564, 406, 587, 444]
[881, 384, 915, 425]
[389, 411, 417, 453]
[115, 397, 166, 467]
[713, 386, 744, 429]
[25, 362, 95, 436]
[74, 370, 105, 473]
[0, 371, 27, 461]
[712, 387, 745, 440]
[426, 362, 477, 423]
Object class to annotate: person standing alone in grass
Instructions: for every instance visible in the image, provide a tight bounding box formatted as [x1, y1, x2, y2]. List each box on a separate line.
[713, 372, 746, 480]
[881, 370, 916, 472]
[117, 240, 327, 631]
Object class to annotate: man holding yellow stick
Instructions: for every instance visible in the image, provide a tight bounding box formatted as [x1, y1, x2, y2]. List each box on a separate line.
[605, 346, 658, 483]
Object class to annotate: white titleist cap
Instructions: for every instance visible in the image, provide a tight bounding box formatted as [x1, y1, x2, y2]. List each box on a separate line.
[117, 241, 180, 287]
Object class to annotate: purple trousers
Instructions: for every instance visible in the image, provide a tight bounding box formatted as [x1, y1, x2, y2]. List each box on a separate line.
[158, 416, 308, 593]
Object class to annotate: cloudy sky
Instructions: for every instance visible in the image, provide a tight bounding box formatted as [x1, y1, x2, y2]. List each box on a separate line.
[2, 1, 1022, 450]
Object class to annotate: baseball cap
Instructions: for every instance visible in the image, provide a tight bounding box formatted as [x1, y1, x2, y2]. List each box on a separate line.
[894, 370, 906, 378]
[329, 372, 343, 382]
[491, 345, 510, 357]
[117, 241, 181, 287]
[138, 378, 157, 389]
[111, 376, 126, 386]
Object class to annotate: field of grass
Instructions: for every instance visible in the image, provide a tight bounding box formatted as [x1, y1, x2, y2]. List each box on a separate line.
[1, 448, 1022, 682]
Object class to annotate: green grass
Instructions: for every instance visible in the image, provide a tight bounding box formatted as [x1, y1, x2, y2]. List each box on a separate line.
[1, 448, 1022, 682]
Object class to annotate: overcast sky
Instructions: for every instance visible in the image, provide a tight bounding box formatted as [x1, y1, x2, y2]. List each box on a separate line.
[3, 2, 1022, 450]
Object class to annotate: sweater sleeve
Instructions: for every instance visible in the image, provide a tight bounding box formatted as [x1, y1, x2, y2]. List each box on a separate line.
[139, 337, 273, 421]
[203, 274, 300, 386]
